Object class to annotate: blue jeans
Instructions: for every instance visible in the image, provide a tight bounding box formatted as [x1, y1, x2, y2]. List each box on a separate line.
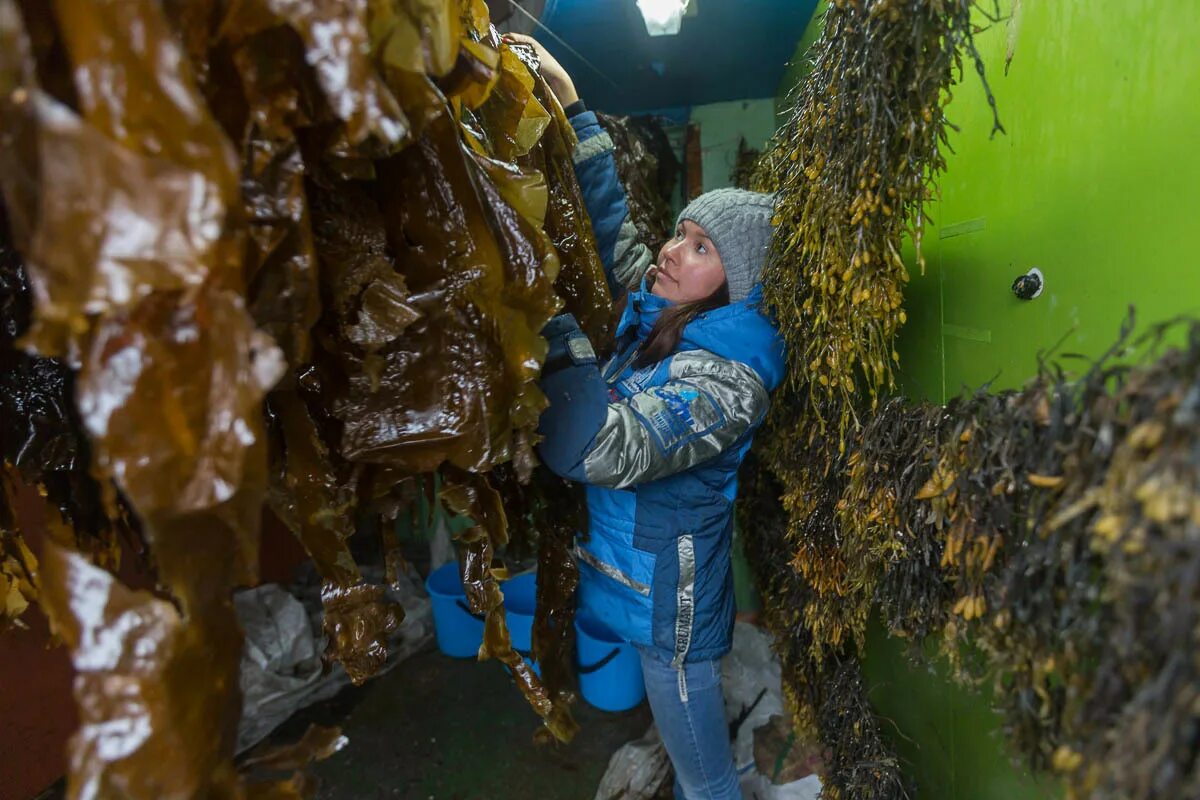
[638, 647, 742, 800]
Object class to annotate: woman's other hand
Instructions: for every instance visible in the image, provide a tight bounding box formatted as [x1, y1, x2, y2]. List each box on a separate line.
[502, 32, 580, 107]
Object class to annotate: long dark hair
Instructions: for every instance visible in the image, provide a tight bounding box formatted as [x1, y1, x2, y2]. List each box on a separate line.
[633, 280, 730, 368]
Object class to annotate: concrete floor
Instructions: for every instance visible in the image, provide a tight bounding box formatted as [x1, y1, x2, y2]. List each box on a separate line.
[36, 647, 652, 800]
[263, 646, 655, 800]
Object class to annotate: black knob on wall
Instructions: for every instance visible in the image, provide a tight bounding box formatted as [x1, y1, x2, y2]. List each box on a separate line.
[1012, 267, 1044, 301]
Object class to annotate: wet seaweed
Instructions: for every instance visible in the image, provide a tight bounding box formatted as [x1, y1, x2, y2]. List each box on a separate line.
[729, 137, 761, 191]
[739, 451, 910, 800]
[738, 0, 1007, 795]
[0, 0, 608, 793]
[15, 2, 1199, 799]
[743, 314, 1200, 799]
[757, 0, 1004, 443]
[596, 111, 679, 251]
[736, 2, 1200, 798]
[0, 189, 132, 622]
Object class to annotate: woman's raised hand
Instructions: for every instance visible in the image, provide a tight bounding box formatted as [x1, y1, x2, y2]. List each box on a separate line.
[502, 32, 580, 107]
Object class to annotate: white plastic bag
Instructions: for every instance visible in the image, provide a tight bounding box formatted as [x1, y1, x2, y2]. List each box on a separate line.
[594, 622, 822, 800]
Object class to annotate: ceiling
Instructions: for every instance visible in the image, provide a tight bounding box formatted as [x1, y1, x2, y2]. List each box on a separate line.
[516, 0, 818, 114]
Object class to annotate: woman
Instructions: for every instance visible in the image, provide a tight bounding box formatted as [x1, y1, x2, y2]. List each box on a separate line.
[511, 34, 785, 800]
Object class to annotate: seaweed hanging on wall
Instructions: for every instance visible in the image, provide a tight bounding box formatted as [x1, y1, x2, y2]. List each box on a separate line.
[744, 6, 1009, 777]
[739, 451, 909, 800]
[730, 137, 761, 191]
[743, 307, 1200, 800]
[757, 0, 1004, 442]
[736, 3, 1118, 792]
[1066, 325, 1200, 800]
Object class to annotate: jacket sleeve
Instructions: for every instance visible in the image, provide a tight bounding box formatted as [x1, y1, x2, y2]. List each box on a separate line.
[539, 347, 770, 490]
[569, 110, 655, 296]
[535, 314, 610, 482]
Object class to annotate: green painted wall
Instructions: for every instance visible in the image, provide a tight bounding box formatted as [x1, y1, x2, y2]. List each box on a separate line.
[769, 0, 1200, 796]
[863, 616, 1060, 799]
[897, 0, 1200, 402]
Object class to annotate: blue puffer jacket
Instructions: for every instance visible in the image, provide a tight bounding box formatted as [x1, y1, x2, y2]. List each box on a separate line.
[536, 109, 785, 667]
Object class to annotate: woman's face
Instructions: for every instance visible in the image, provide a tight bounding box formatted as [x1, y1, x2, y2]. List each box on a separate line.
[651, 219, 727, 304]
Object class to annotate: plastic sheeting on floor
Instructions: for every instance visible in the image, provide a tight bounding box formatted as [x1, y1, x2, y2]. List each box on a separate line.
[234, 564, 434, 753]
[594, 723, 672, 799]
[595, 622, 822, 800]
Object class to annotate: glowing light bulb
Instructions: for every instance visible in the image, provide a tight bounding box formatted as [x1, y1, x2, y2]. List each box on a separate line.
[636, 0, 690, 36]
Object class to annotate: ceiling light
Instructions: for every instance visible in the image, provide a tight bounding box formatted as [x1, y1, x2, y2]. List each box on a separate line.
[636, 0, 690, 36]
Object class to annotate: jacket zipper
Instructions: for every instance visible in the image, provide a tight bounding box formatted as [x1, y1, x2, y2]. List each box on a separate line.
[604, 340, 642, 384]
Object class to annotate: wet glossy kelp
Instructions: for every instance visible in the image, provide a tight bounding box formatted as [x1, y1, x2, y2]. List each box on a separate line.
[0, 186, 133, 633]
[0, 0, 289, 796]
[596, 112, 679, 251]
[0, 0, 610, 794]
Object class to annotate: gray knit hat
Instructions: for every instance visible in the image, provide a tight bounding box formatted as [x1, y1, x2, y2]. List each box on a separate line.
[676, 188, 775, 303]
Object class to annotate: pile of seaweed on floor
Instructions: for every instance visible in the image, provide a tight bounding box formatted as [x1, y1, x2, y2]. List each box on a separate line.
[0, 0, 625, 794]
[744, 2, 1200, 800]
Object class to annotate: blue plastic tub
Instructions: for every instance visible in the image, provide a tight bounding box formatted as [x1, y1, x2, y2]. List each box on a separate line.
[426, 562, 484, 658]
[503, 572, 539, 675]
[575, 611, 646, 712]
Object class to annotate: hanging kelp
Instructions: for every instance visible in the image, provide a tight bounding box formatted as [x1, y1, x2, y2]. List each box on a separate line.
[0, 192, 132, 624]
[206, 0, 592, 716]
[0, 0, 294, 795]
[362, 110, 558, 473]
[518, 59, 615, 345]
[0, 0, 614, 791]
[213, 0, 428, 686]
[596, 111, 679, 250]
[442, 465, 580, 743]
[476, 459, 588, 741]
[730, 137, 761, 191]
[1, 465, 39, 630]
[468, 39, 618, 730]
